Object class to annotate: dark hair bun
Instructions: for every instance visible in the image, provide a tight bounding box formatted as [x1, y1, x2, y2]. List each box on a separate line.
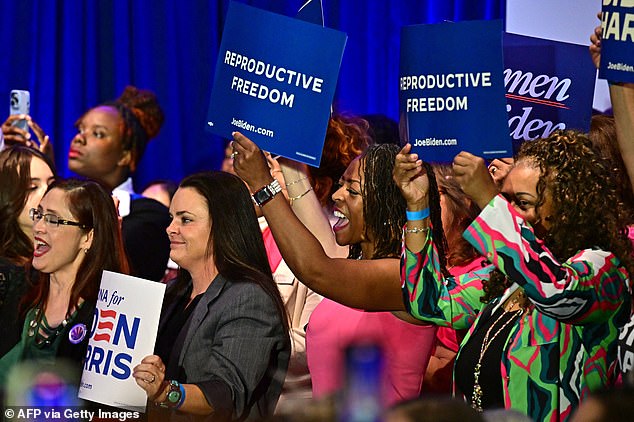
[117, 86, 165, 140]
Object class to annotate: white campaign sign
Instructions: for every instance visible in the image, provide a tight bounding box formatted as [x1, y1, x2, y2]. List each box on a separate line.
[78, 271, 166, 412]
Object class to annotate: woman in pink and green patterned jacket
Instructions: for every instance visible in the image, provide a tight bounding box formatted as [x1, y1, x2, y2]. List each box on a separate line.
[395, 130, 633, 421]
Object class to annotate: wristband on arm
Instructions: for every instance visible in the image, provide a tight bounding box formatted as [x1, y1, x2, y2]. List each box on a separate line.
[406, 208, 429, 221]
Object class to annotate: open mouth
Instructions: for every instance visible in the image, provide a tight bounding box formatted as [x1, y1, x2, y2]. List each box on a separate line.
[33, 238, 50, 257]
[332, 209, 349, 232]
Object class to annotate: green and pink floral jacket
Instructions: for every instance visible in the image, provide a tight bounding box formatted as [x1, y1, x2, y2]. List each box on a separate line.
[401, 195, 631, 421]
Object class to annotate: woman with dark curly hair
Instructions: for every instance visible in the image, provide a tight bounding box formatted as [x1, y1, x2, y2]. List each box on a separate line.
[396, 130, 633, 421]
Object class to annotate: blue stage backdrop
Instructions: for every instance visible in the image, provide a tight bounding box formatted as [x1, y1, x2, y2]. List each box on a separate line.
[0, 0, 504, 190]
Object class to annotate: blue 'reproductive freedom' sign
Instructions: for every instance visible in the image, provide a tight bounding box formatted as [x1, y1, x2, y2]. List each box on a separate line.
[399, 20, 511, 163]
[205, 1, 347, 167]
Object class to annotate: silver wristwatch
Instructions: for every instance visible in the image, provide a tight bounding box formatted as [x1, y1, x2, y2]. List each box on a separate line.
[251, 179, 282, 207]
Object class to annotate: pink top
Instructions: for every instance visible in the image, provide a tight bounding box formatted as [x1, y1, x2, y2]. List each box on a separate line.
[306, 298, 436, 406]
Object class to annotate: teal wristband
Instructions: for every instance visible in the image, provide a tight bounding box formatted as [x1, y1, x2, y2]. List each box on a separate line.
[175, 382, 186, 409]
[406, 208, 429, 221]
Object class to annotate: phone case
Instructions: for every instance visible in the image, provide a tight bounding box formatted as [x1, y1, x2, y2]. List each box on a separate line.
[9, 90, 30, 131]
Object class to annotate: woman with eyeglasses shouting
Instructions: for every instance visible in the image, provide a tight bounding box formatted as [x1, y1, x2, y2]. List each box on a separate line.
[0, 179, 128, 395]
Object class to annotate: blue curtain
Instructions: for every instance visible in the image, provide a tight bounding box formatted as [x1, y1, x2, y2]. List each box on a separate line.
[0, 0, 504, 189]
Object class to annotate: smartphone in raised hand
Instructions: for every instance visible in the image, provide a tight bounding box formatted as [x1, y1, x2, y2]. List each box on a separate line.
[9, 89, 30, 131]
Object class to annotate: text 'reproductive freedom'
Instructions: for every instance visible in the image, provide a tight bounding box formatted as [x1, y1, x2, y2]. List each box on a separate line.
[224, 50, 325, 109]
[400, 71, 492, 112]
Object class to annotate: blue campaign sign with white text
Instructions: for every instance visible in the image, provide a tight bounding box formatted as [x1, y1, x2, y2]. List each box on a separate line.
[205, 2, 347, 167]
[503, 33, 596, 154]
[599, 3, 634, 83]
[399, 20, 511, 163]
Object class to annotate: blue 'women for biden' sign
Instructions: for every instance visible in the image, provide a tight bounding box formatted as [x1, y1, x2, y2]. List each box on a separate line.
[399, 20, 511, 163]
[205, 1, 346, 167]
[504, 33, 596, 153]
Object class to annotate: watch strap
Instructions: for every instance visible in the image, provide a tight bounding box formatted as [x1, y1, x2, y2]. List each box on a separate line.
[156, 380, 183, 409]
[252, 179, 282, 207]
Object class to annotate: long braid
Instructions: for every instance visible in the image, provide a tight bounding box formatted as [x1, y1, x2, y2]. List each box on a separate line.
[359, 144, 406, 259]
[423, 162, 451, 278]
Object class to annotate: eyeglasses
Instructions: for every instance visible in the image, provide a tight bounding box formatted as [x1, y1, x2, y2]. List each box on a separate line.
[29, 208, 91, 229]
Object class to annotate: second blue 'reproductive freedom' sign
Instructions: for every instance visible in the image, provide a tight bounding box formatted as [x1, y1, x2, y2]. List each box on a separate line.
[400, 19, 511, 163]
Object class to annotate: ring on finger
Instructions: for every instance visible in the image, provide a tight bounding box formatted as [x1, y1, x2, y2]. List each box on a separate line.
[148, 374, 156, 384]
[231, 151, 239, 159]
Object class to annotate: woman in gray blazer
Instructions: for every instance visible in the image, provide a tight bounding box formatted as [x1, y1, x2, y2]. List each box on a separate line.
[133, 171, 290, 421]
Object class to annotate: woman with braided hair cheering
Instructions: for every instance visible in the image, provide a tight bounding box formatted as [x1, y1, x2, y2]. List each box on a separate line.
[232, 131, 437, 406]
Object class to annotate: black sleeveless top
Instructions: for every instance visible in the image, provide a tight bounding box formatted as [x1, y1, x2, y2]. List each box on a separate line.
[455, 303, 522, 410]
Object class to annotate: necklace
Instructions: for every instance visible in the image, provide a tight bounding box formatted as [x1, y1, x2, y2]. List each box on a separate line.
[471, 296, 524, 412]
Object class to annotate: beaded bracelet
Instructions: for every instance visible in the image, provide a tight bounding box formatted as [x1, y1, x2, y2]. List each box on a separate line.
[406, 208, 430, 221]
[405, 226, 429, 234]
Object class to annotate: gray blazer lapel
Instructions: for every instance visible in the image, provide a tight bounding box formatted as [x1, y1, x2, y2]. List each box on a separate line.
[178, 274, 227, 365]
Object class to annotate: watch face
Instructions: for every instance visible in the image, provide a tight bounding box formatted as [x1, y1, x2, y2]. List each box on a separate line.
[167, 389, 181, 403]
[253, 187, 271, 205]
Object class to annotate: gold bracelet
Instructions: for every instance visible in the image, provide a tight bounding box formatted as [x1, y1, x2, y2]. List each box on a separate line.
[285, 176, 308, 187]
[404, 226, 429, 234]
[289, 187, 313, 205]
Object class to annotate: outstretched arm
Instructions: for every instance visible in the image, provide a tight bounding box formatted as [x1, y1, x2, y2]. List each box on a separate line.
[610, 84, 634, 192]
[232, 131, 405, 311]
[589, 18, 634, 193]
[394, 145, 487, 327]
[393, 143, 430, 252]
